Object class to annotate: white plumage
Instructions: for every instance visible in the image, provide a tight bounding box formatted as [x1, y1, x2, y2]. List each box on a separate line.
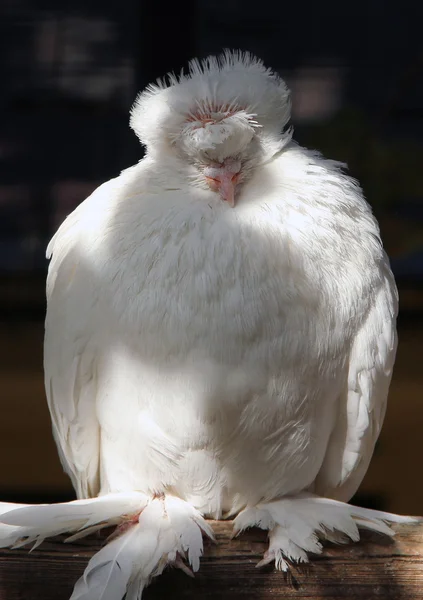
[0, 50, 414, 598]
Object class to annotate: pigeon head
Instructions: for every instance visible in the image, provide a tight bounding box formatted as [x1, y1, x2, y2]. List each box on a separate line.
[130, 50, 292, 206]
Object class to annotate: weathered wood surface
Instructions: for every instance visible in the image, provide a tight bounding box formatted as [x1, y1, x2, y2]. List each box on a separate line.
[1, 521, 423, 599]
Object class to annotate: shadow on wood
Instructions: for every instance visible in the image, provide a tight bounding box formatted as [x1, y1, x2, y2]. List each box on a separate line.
[1, 521, 423, 599]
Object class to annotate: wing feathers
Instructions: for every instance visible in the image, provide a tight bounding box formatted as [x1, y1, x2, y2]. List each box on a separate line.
[44, 187, 109, 498]
[316, 261, 397, 501]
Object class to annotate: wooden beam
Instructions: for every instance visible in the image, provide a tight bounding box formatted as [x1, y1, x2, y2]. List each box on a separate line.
[1, 521, 423, 599]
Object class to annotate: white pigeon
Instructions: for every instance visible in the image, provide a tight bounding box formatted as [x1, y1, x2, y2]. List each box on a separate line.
[0, 50, 415, 598]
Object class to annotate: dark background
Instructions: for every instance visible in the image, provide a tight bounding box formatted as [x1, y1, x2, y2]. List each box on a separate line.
[1, 1, 422, 514]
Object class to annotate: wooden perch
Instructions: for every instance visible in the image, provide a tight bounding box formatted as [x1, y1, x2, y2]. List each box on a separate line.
[1, 521, 423, 599]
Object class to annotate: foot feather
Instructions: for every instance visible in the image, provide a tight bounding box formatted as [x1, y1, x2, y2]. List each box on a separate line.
[71, 496, 213, 600]
[0, 492, 149, 550]
[233, 494, 417, 571]
[0, 493, 213, 600]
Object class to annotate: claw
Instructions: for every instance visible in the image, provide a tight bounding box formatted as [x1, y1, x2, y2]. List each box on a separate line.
[106, 511, 144, 543]
[171, 552, 195, 578]
[256, 550, 275, 569]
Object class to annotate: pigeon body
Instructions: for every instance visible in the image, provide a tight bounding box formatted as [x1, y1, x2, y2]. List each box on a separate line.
[0, 51, 410, 598]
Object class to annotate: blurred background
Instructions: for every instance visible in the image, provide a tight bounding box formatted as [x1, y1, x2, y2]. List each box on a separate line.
[1, 1, 422, 514]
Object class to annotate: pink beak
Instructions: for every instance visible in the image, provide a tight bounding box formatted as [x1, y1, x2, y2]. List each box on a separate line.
[204, 162, 241, 207]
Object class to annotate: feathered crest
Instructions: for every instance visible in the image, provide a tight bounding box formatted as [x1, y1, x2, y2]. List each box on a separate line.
[154, 50, 277, 90]
[130, 50, 292, 154]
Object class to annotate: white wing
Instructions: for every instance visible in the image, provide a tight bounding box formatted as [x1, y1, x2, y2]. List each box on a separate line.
[315, 258, 398, 502]
[44, 184, 113, 499]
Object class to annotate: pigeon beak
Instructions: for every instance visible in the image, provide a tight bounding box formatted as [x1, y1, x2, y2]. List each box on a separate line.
[205, 171, 239, 208]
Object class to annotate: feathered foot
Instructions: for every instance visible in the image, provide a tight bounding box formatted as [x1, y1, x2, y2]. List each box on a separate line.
[233, 493, 418, 572]
[0, 493, 214, 599]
